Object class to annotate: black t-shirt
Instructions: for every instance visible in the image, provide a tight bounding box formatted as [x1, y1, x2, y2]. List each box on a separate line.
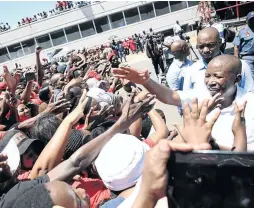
[0, 175, 49, 208]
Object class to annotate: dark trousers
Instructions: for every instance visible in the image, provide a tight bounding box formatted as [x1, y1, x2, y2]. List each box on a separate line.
[152, 55, 165, 75]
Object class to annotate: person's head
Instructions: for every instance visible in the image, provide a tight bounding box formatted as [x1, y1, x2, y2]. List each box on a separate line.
[30, 113, 62, 144]
[247, 11, 254, 30]
[17, 104, 31, 122]
[149, 28, 153, 32]
[12, 181, 90, 208]
[143, 30, 146, 34]
[196, 27, 221, 63]
[50, 73, 64, 88]
[171, 40, 190, 60]
[176, 20, 179, 24]
[95, 133, 149, 191]
[205, 55, 242, 97]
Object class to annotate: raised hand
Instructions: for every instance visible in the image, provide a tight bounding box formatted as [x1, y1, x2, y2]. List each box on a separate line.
[3, 65, 16, 94]
[119, 93, 156, 128]
[174, 98, 221, 146]
[232, 101, 247, 151]
[44, 93, 72, 115]
[112, 67, 150, 84]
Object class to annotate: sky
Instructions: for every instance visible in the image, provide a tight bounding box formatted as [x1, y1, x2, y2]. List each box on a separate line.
[0, 1, 56, 27]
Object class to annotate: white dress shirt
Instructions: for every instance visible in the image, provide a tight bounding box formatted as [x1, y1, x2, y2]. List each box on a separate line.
[177, 86, 254, 150]
[166, 58, 193, 90]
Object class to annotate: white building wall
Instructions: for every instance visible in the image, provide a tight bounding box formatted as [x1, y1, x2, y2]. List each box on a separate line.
[0, 1, 198, 70]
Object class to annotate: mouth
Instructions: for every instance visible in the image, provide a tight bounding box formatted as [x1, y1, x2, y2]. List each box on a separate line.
[207, 87, 221, 93]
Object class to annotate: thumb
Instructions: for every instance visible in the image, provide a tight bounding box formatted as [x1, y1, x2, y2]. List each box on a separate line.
[173, 124, 186, 142]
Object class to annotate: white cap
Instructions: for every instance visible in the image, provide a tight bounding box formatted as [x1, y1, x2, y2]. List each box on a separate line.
[95, 133, 149, 191]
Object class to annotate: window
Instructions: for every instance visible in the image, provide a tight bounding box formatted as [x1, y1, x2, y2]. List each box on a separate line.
[94, 16, 110, 33]
[0, 47, 10, 63]
[79, 21, 96, 37]
[110, 12, 125, 29]
[154, 1, 169, 16]
[50, 29, 67, 46]
[188, 1, 198, 7]
[124, 7, 140, 25]
[65, 25, 81, 42]
[170, 1, 187, 12]
[22, 39, 36, 55]
[8, 43, 24, 59]
[36, 34, 52, 50]
[139, 3, 155, 21]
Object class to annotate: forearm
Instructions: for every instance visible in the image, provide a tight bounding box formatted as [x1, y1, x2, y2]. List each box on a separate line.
[148, 109, 168, 143]
[71, 120, 125, 170]
[133, 191, 157, 208]
[20, 81, 33, 104]
[234, 46, 239, 57]
[36, 53, 43, 86]
[233, 131, 247, 151]
[129, 118, 142, 138]
[143, 79, 181, 106]
[29, 118, 74, 179]
[17, 113, 42, 129]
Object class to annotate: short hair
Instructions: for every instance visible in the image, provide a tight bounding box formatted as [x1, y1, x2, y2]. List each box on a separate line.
[12, 184, 54, 208]
[141, 115, 152, 139]
[30, 113, 61, 144]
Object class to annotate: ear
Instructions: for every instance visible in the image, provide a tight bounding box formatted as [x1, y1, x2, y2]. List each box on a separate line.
[235, 74, 242, 85]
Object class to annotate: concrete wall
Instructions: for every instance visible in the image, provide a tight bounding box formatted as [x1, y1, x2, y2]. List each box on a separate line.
[0, 1, 198, 70]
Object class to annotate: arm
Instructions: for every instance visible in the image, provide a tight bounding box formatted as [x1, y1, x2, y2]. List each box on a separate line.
[147, 109, 169, 144]
[35, 47, 43, 86]
[29, 93, 87, 179]
[47, 94, 155, 182]
[144, 78, 181, 106]
[234, 45, 239, 58]
[129, 118, 142, 138]
[20, 81, 33, 104]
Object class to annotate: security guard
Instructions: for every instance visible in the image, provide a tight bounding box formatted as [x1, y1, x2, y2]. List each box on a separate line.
[234, 11, 254, 78]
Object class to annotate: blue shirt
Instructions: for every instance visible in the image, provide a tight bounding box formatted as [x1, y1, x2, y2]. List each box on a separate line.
[183, 58, 254, 92]
[166, 58, 193, 90]
[233, 26, 254, 61]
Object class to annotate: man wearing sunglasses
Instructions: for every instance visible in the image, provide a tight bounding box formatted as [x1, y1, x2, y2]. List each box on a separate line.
[183, 27, 254, 93]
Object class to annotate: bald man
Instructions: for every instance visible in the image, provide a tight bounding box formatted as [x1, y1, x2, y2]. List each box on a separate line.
[183, 27, 254, 92]
[166, 40, 192, 91]
[113, 54, 254, 150]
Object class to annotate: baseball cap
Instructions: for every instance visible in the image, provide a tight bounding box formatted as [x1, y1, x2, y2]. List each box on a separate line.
[0, 131, 20, 176]
[3, 130, 44, 155]
[247, 11, 254, 21]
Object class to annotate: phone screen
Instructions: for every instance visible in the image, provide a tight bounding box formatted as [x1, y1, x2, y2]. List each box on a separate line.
[25, 72, 36, 81]
[168, 151, 254, 208]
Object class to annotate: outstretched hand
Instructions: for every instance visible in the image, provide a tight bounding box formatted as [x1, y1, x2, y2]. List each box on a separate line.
[174, 98, 220, 146]
[232, 101, 247, 151]
[119, 93, 156, 128]
[112, 67, 150, 84]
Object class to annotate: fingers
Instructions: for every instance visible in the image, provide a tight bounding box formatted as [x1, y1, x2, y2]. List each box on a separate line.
[199, 99, 209, 123]
[182, 102, 191, 125]
[167, 130, 178, 140]
[168, 140, 193, 152]
[207, 108, 221, 129]
[191, 98, 199, 120]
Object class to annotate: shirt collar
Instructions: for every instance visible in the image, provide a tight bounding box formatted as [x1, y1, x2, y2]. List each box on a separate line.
[174, 58, 191, 68]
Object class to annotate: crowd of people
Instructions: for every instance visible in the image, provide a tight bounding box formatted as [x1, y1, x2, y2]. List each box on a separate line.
[0, 23, 11, 33]
[17, 1, 95, 27]
[0, 9, 254, 208]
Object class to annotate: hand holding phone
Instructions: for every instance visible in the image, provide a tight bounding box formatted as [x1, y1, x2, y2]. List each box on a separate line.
[25, 71, 36, 81]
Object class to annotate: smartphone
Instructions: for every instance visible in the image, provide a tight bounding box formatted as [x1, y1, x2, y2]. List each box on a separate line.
[168, 151, 254, 208]
[25, 72, 36, 81]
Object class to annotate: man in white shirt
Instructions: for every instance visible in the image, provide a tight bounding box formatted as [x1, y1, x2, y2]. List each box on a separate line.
[166, 40, 192, 91]
[173, 20, 183, 36]
[183, 27, 254, 92]
[113, 54, 254, 151]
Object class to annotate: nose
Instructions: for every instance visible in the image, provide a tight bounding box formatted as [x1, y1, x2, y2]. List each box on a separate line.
[203, 46, 210, 53]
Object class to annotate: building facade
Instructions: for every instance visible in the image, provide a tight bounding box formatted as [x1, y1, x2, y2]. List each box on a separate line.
[0, 1, 198, 69]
